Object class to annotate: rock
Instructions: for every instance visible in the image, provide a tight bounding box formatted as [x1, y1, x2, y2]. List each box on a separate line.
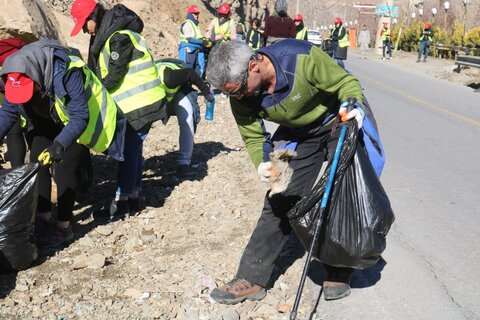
[221, 307, 240, 320]
[72, 255, 88, 269]
[87, 253, 106, 269]
[276, 303, 291, 313]
[124, 288, 144, 299]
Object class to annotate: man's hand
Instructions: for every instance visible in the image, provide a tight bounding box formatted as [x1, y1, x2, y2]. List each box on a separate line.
[257, 161, 273, 182]
[339, 98, 365, 128]
[38, 141, 64, 166]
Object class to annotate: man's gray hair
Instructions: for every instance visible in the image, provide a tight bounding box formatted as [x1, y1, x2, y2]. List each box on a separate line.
[275, 0, 288, 14]
[206, 41, 254, 89]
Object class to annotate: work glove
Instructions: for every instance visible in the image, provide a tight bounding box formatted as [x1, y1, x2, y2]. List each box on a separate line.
[257, 161, 272, 182]
[339, 97, 365, 129]
[38, 141, 64, 166]
[202, 39, 213, 48]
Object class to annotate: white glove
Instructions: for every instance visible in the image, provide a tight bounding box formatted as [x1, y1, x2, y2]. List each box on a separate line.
[339, 106, 365, 129]
[257, 161, 272, 182]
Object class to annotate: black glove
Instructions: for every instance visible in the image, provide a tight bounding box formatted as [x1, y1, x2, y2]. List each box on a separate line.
[200, 82, 215, 103]
[204, 92, 215, 103]
[38, 141, 64, 166]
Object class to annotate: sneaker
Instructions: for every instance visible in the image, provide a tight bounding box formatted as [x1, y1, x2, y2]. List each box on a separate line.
[382, 57, 385, 60]
[323, 267, 353, 301]
[423, 59, 427, 63]
[210, 278, 266, 305]
[177, 164, 195, 178]
[92, 199, 130, 221]
[416, 59, 421, 63]
[37, 224, 74, 248]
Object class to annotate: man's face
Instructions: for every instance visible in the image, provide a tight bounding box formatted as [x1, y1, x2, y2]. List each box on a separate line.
[221, 60, 262, 100]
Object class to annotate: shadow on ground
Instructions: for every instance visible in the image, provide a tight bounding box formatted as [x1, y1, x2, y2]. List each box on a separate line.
[37, 141, 236, 264]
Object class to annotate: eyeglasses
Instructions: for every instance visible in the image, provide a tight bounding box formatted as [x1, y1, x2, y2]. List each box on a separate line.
[222, 55, 256, 97]
[224, 68, 249, 97]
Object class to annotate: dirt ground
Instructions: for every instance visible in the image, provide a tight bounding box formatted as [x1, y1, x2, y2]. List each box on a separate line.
[1, 4, 479, 316]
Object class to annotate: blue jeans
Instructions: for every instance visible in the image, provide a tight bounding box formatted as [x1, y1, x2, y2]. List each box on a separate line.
[418, 41, 430, 60]
[116, 124, 150, 198]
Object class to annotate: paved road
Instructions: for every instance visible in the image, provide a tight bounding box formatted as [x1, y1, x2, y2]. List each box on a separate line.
[305, 54, 480, 319]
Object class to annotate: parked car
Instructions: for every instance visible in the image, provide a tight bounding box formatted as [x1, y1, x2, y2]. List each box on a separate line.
[307, 30, 322, 47]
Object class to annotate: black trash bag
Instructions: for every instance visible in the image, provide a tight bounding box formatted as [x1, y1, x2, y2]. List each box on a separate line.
[0, 163, 39, 271]
[287, 122, 394, 269]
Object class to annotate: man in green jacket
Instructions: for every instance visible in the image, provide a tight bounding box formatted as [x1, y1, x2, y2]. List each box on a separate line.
[206, 40, 365, 304]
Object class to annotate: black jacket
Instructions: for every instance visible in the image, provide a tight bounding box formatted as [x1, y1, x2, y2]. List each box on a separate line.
[88, 4, 144, 91]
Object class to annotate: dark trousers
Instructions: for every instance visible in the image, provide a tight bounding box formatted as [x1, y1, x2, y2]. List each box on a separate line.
[382, 41, 392, 58]
[236, 123, 342, 287]
[5, 118, 27, 167]
[28, 134, 90, 222]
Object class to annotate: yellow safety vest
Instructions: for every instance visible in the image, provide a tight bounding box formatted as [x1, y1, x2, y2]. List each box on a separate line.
[338, 26, 349, 48]
[99, 30, 165, 116]
[213, 18, 233, 39]
[156, 61, 182, 103]
[54, 55, 117, 153]
[248, 31, 261, 50]
[296, 27, 308, 40]
[179, 19, 202, 43]
[381, 29, 391, 42]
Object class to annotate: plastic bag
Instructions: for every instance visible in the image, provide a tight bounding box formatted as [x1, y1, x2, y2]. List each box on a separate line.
[0, 163, 39, 271]
[288, 122, 394, 269]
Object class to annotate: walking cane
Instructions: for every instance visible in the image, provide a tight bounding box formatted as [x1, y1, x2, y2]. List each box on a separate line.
[290, 123, 349, 320]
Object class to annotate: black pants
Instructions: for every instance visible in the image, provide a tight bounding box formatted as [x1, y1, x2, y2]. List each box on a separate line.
[28, 134, 90, 222]
[5, 118, 27, 167]
[236, 122, 342, 287]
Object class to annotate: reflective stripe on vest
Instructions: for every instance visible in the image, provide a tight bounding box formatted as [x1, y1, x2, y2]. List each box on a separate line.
[156, 61, 181, 103]
[420, 30, 433, 42]
[296, 28, 307, 40]
[100, 30, 165, 114]
[213, 18, 232, 37]
[179, 19, 202, 43]
[54, 56, 117, 153]
[338, 27, 349, 48]
[248, 31, 261, 50]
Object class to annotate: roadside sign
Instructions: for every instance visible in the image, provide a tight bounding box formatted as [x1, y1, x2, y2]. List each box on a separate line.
[375, 4, 399, 17]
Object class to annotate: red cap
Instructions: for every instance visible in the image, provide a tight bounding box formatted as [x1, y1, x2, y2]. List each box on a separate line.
[4, 73, 34, 104]
[335, 17, 342, 24]
[187, 5, 200, 14]
[218, 3, 230, 15]
[294, 13, 304, 21]
[70, 0, 97, 36]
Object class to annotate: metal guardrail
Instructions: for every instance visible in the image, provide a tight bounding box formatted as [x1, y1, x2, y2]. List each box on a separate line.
[434, 43, 480, 57]
[454, 54, 480, 73]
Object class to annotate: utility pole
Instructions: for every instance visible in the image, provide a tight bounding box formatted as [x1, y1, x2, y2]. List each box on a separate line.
[296, 0, 300, 15]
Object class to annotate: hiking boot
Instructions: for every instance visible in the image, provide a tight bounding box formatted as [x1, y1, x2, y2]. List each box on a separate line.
[34, 217, 53, 245]
[323, 266, 353, 301]
[177, 164, 195, 178]
[128, 197, 145, 216]
[92, 199, 130, 221]
[37, 224, 74, 248]
[210, 278, 266, 305]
